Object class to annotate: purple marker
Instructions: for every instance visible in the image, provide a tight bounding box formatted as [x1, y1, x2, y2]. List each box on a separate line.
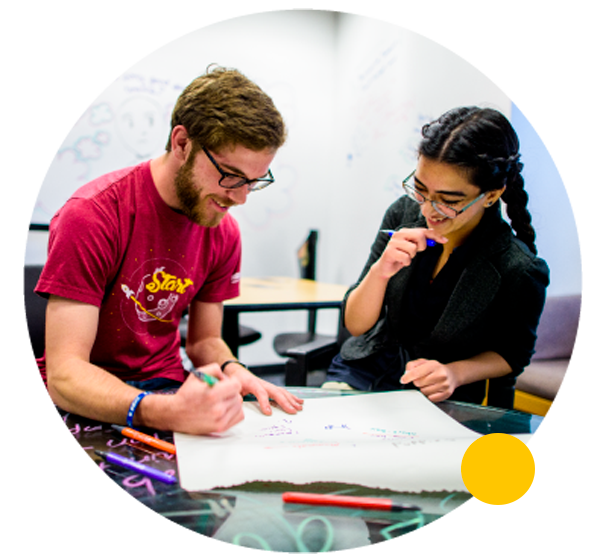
[380, 230, 437, 247]
[95, 450, 177, 484]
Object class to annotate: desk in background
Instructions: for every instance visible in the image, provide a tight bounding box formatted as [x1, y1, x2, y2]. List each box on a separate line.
[65, 388, 541, 553]
[223, 277, 349, 357]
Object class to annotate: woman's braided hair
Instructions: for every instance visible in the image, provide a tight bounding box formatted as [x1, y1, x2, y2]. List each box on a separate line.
[418, 107, 537, 254]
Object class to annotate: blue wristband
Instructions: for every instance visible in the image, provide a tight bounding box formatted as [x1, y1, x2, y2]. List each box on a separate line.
[126, 391, 151, 428]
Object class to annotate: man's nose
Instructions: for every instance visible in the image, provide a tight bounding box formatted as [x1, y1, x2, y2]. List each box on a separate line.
[227, 185, 249, 205]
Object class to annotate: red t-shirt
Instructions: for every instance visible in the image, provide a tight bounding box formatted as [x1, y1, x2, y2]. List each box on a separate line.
[36, 161, 241, 384]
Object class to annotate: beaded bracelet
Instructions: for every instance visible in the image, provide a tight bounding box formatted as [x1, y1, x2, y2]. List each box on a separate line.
[220, 359, 247, 373]
[126, 391, 151, 428]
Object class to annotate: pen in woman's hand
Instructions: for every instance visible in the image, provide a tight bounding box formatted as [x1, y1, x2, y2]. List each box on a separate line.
[380, 229, 437, 246]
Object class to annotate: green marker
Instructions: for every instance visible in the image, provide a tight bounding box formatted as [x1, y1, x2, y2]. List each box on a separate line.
[191, 368, 219, 387]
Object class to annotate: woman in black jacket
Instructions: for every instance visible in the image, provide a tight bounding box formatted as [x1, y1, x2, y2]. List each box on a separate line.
[325, 107, 550, 406]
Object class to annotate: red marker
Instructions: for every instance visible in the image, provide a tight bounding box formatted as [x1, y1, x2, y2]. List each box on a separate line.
[282, 492, 420, 512]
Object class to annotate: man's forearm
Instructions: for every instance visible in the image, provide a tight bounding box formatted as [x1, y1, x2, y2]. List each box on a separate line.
[47, 358, 181, 430]
[185, 335, 235, 370]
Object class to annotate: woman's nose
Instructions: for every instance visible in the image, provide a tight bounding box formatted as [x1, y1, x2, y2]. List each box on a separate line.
[420, 198, 437, 218]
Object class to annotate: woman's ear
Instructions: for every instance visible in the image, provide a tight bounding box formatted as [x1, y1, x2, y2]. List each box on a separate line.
[485, 185, 506, 207]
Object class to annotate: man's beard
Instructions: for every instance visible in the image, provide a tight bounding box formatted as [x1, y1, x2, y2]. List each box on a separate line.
[174, 156, 223, 228]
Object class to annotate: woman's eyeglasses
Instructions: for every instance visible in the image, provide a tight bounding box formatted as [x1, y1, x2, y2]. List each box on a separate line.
[402, 170, 484, 219]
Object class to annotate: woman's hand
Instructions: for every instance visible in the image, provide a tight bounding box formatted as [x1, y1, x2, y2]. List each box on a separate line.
[344, 228, 447, 337]
[373, 228, 447, 279]
[401, 352, 512, 403]
[400, 358, 459, 402]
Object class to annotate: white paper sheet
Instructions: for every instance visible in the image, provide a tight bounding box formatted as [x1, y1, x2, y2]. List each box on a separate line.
[174, 391, 529, 493]
[511, 434, 600, 446]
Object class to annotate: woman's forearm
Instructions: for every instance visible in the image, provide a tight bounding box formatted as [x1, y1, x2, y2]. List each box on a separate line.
[344, 263, 390, 336]
[447, 351, 513, 387]
[402, 351, 513, 403]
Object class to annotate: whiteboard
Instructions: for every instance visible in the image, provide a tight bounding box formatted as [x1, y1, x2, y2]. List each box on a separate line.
[32, 79, 178, 224]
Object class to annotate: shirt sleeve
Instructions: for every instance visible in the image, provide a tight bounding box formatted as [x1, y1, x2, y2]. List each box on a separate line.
[488, 255, 550, 375]
[194, 216, 242, 303]
[35, 196, 121, 307]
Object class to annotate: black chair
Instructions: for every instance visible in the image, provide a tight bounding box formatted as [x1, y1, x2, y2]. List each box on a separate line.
[284, 312, 349, 386]
[23, 265, 47, 433]
[272, 230, 338, 361]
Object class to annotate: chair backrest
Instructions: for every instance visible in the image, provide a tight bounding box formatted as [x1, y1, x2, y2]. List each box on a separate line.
[296, 230, 319, 334]
[531, 294, 581, 360]
[487, 294, 582, 410]
[24, 264, 47, 358]
[297, 230, 318, 280]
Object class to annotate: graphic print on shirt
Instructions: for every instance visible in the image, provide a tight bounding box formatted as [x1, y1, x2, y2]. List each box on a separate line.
[119, 258, 194, 334]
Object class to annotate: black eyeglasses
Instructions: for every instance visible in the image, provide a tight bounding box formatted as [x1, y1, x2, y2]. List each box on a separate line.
[203, 147, 275, 192]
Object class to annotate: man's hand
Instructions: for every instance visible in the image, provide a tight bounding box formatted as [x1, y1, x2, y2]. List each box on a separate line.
[400, 358, 459, 402]
[153, 363, 245, 435]
[223, 363, 304, 415]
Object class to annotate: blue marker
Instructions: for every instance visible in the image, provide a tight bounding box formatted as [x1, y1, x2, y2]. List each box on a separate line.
[380, 229, 436, 247]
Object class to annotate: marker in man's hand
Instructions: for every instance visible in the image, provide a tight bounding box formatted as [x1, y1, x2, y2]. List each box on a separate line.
[190, 368, 219, 387]
[380, 229, 437, 247]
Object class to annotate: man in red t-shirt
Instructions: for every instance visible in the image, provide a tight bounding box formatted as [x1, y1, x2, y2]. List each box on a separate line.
[36, 67, 303, 435]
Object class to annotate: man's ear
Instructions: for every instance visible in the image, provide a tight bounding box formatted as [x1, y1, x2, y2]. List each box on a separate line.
[170, 125, 192, 162]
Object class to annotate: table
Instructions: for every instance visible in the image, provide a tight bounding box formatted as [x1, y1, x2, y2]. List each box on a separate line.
[223, 277, 349, 357]
[65, 387, 542, 553]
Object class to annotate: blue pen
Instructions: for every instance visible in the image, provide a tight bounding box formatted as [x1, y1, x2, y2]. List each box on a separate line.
[95, 450, 177, 484]
[380, 229, 436, 247]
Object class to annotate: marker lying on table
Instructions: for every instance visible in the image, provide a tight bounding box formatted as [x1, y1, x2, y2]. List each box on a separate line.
[380, 229, 436, 247]
[111, 424, 176, 455]
[282, 491, 421, 512]
[95, 450, 177, 484]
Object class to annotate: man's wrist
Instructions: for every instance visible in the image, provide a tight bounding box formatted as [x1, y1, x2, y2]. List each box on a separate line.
[220, 359, 248, 374]
[126, 391, 151, 427]
[135, 392, 173, 431]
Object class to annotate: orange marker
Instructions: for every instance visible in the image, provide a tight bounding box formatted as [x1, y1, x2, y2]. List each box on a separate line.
[111, 424, 176, 455]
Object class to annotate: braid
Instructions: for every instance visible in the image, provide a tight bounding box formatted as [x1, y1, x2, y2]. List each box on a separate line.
[476, 151, 537, 254]
[501, 161, 537, 254]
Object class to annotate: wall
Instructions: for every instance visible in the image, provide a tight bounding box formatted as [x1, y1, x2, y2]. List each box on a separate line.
[328, 12, 600, 294]
[24, 10, 579, 366]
